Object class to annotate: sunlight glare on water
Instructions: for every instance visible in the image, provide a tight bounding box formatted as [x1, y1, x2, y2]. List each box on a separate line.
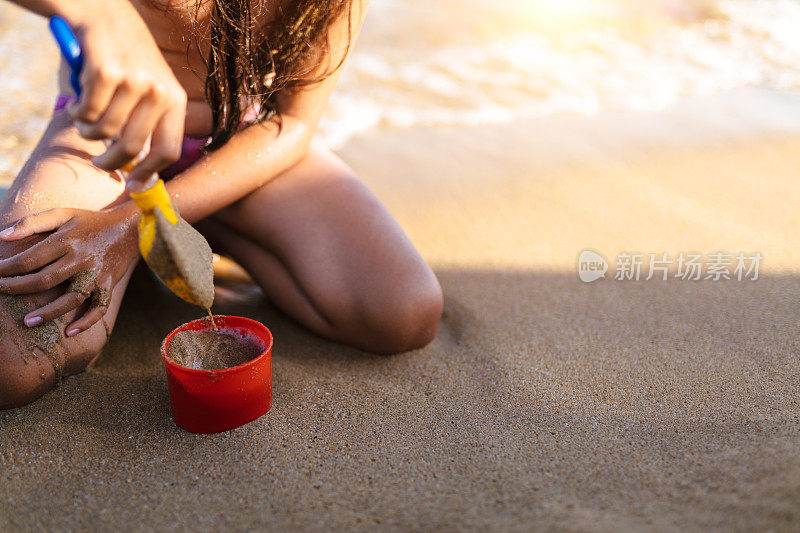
[316, 0, 800, 147]
[526, 0, 620, 25]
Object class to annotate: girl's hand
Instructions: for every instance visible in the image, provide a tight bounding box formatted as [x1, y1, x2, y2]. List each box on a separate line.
[0, 205, 140, 337]
[65, 0, 187, 182]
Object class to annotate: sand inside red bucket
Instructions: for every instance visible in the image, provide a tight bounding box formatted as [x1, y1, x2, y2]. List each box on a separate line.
[166, 329, 264, 370]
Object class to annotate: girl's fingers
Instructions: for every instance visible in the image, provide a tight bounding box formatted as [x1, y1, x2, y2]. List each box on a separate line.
[23, 291, 88, 327]
[68, 68, 118, 123]
[92, 97, 160, 171]
[0, 258, 77, 295]
[0, 236, 67, 277]
[74, 83, 139, 141]
[65, 283, 112, 337]
[66, 305, 107, 337]
[0, 208, 73, 241]
[125, 103, 185, 182]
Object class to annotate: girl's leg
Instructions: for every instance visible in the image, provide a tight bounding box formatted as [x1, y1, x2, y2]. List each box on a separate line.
[199, 146, 443, 354]
[0, 112, 135, 408]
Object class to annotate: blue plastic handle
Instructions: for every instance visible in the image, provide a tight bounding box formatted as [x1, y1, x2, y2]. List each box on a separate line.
[49, 16, 83, 97]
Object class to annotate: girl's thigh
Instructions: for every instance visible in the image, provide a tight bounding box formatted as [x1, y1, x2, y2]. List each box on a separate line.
[204, 145, 443, 353]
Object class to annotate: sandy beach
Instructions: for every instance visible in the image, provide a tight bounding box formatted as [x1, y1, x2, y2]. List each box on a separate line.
[3, 2, 800, 531]
[1, 88, 800, 530]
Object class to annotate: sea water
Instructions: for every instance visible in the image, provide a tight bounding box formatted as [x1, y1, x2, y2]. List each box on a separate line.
[317, 0, 800, 147]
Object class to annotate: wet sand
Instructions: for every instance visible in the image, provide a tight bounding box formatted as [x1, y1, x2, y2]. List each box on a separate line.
[3, 5, 800, 532]
[166, 329, 262, 370]
[146, 203, 215, 310]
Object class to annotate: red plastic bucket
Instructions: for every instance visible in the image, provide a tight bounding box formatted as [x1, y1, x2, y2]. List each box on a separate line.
[161, 315, 273, 434]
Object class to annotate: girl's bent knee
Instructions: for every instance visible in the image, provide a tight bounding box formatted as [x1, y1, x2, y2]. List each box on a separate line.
[356, 279, 444, 355]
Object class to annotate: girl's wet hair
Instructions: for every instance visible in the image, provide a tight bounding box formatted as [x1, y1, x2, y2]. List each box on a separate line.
[196, 0, 356, 150]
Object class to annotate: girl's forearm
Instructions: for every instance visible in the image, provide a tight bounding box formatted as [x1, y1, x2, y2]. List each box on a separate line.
[161, 117, 315, 223]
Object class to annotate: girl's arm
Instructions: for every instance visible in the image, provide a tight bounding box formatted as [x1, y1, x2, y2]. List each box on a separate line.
[162, 2, 368, 223]
[0, 1, 367, 335]
[6, 0, 187, 181]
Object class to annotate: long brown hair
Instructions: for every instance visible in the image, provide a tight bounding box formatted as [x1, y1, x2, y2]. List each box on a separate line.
[200, 0, 355, 150]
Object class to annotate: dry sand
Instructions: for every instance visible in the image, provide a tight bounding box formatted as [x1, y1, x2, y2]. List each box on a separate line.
[1, 92, 800, 531]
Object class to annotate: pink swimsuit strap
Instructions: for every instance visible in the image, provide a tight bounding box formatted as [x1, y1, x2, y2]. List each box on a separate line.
[52, 94, 210, 181]
[160, 136, 209, 181]
[54, 93, 75, 113]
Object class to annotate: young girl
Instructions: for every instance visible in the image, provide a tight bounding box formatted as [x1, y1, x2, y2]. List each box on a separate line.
[0, 0, 443, 408]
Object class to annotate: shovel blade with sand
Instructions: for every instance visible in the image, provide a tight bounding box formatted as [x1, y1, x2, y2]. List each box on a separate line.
[50, 16, 215, 309]
[128, 179, 214, 309]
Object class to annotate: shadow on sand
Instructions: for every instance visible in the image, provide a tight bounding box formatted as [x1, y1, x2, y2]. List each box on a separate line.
[2, 264, 799, 531]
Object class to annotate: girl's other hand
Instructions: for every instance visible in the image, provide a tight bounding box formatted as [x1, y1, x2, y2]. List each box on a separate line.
[65, 0, 187, 182]
[0, 205, 140, 337]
